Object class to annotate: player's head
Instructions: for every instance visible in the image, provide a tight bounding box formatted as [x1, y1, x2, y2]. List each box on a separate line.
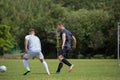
[57, 23, 65, 31]
[29, 28, 35, 35]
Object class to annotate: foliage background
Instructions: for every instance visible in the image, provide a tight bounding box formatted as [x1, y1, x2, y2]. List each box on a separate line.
[0, 0, 120, 59]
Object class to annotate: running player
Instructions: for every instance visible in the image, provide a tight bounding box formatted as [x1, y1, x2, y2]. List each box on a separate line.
[56, 23, 77, 74]
[22, 28, 50, 75]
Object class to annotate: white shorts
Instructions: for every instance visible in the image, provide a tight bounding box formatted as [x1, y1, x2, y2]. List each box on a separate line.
[23, 52, 44, 59]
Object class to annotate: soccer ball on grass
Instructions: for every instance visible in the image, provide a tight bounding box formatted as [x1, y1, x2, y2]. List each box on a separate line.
[0, 65, 7, 72]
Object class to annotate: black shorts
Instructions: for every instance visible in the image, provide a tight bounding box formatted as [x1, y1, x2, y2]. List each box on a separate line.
[58, 47, 71, 56]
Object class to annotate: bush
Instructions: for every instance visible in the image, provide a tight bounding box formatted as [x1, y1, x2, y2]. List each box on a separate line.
[92, 54, 104, 59]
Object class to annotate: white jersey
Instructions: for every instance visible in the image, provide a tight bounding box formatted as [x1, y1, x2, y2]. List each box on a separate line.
[25, 34, 41, 53]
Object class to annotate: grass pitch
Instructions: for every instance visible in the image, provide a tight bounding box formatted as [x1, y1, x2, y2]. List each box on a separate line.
[0, 59, 120, 80]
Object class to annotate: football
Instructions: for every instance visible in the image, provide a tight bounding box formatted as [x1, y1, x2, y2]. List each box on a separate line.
[0, 65, 7, 72]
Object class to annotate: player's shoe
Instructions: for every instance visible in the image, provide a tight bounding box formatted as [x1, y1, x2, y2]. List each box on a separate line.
[23, 70, 30, 75]
[68, 65, 74, 72]
[46, 72, 50, 76]
[56, 72, 60, 74]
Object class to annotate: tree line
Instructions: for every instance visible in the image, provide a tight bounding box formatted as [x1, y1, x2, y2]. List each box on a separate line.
[0, 0, 120, 58]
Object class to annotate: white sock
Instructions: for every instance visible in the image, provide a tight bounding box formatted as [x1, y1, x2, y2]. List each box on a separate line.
[23, 59, 30, 71]
[42, 61, 50, 74]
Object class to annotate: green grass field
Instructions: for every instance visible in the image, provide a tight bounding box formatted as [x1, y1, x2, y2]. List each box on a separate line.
[0, 59, 120, 80]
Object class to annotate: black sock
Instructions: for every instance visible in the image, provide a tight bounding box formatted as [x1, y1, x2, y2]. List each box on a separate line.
[62, 59, 72, 67]
[56, 63, 63, 72]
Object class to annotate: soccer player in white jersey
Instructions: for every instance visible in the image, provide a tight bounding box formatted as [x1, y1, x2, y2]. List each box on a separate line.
[22, 28, 50, 75]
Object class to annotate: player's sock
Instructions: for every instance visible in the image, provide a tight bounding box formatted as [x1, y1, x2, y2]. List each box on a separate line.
[62, 59, 72, 67]
[23, 70, 30, 75]
[23, 59, 30, 71]
[56, 63, 63, 73]
[42, 61, 50, 75]
[23, 59, 30, 75]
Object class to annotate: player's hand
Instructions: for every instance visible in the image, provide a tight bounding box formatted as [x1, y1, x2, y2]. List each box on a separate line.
[25, 49, 28, 54]
[62, 45, 65, 50]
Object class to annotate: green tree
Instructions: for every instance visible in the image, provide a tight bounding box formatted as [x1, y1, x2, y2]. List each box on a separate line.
[62, 9, 110, 58]
[0, 25, 13, 55]
[0, 0, 118, 58]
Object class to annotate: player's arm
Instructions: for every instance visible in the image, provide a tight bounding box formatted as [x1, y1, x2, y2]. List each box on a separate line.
[72, 35, 76, 49]
[24, 38, 28, 53]
[62, 33, 66, 50]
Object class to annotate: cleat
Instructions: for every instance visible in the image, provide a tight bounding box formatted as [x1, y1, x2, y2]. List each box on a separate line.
[68, 65, 74, 72]
[23, 70, 30, 75]
[46, 72, 50, 76]
[56, 72, 60, 74]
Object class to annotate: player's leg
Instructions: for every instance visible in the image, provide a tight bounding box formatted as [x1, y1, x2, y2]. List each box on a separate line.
[56, 60, 63, 74]
[58, 48, 74, 72]
[58, 55, 71, 66]
[56, 49, 66, 74]
[56, 50, 64, 74]
[22, 53, 31, 75]
[58, 55, 74, 72]
[40, 59, 50, 75]
[37, 52, 50, 75]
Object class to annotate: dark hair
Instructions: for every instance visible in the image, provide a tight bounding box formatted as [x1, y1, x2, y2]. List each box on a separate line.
[29, 28, 35, 32]
[57, 22, 64, 26]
